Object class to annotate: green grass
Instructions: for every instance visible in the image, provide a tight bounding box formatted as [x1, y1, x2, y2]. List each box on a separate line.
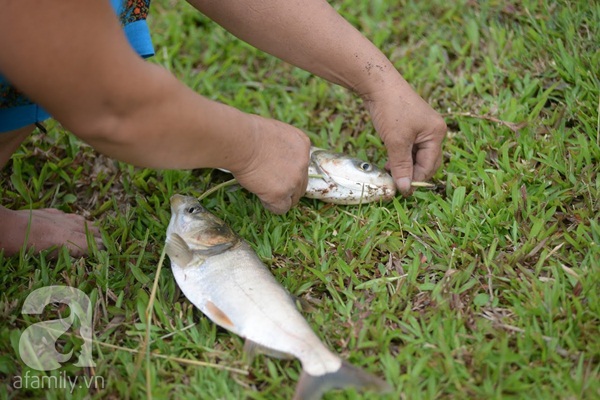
[1, 0, 599, 398]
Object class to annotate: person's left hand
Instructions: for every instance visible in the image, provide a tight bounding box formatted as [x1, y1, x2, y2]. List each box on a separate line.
[362, 79, 447, 196]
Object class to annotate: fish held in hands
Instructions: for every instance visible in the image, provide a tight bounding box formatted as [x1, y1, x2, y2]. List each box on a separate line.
[306, 147, 396, 204]
[219, 146, 396, 204]
[165, 195, 391, 399]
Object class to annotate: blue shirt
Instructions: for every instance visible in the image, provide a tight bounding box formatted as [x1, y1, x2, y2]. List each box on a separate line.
[0, 0, 154, 132]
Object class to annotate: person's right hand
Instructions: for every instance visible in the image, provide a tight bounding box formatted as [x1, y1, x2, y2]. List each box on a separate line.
[229, 115, 311, 214]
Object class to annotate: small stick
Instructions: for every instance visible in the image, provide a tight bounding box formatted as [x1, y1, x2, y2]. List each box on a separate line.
[443, 111, 527, 133]
[198, 178, 238, 201]
[410, 181, 437, 188]
[198, 177, 436, 202]
[310, 173, 435, 188]
[14, 318, 249, 375]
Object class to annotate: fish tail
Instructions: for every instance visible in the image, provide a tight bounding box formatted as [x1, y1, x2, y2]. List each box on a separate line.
[292, 360, 392, 400]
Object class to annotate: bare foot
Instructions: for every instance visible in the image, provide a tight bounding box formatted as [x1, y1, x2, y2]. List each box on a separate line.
[0, 206, 105, 257]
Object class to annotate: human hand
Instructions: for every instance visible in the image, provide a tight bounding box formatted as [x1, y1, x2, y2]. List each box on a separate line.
[229, 115, 311, 214]
[363, 79, 447, 196]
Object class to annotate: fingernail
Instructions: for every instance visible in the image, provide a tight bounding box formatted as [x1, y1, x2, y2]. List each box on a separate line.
[396, 177, 412, 195]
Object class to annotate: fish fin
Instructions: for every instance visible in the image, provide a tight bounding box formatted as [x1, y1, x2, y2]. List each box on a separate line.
[187, 224, 238, 256]
[205, 300, 235, 330]
[293, 360, 392, 400]
[243, 339, 295, 364]
[197, 241, 234, 257]
[165, 233, 193, 266]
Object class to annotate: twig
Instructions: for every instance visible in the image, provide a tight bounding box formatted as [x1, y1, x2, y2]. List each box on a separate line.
[410, 181, 437, 188]
[14, 318, 249, 375]
[146, 245, 166, 399]
[152, 322, 197, 344]
[132, 243, 166, 396]
[197, 175, 434, 203]
[483, 319, 580, 361]
[311, 173, 434, 188]
[97, 340, 247, 374]
[444, 111, 527, 133]
[198, 178, 238, 201]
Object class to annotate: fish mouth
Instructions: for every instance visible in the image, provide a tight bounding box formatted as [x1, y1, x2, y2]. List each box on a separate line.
[318, 163, 395, 192]
[170, 194, 193, 210]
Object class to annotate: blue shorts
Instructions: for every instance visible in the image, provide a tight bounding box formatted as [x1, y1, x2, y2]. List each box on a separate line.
[0, 0, 155, 133]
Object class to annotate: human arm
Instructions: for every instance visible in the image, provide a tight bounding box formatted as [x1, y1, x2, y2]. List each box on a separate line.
[187, 0, 446, 194]
[0, 0, 309, 213]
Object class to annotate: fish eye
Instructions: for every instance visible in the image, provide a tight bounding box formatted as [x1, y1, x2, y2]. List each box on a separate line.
[358, 162, 372, 172]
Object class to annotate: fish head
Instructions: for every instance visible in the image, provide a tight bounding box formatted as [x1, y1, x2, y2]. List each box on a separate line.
[167, 195, 238, 254]
[307, 148, 396, 204]
[168, 195, 213, 236]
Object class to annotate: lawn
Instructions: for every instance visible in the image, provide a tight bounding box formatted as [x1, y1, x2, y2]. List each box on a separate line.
[1, 0, 598, 399]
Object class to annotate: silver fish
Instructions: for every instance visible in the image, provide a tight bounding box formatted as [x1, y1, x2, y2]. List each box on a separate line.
[166, 195, 391, 399]
[306, 147, 396, 204]
[219, 146, 396, 204]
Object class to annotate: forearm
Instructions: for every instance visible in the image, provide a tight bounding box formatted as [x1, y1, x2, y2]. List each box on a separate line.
[0, 0, 257, 172]
[71, 72, 259, 171]
[187, 0, 446, 194]
[80, 64, 259, 171]
[187, 0, 403, 97]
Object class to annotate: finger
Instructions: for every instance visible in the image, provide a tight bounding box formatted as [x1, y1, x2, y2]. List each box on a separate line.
[292, 172, 309, 207]
[385, 141, 415, 196]
[79, 221, 102, 236]
[261, 195, 292, 215]
[85, 223, 102, 236]
[412, 143, 443, 182]
[95, 236, 106, 251]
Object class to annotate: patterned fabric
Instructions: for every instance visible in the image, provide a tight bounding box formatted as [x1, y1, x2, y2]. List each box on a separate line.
[0, 83, 31, 109]
[0, 0, 154, 132]
[119, 0, 151, 25]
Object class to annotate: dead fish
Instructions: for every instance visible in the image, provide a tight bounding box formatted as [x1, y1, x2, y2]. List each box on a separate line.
[165, 195, 392, 399]
[219, 146, 396, 204]
[306, 147, 396, 204]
